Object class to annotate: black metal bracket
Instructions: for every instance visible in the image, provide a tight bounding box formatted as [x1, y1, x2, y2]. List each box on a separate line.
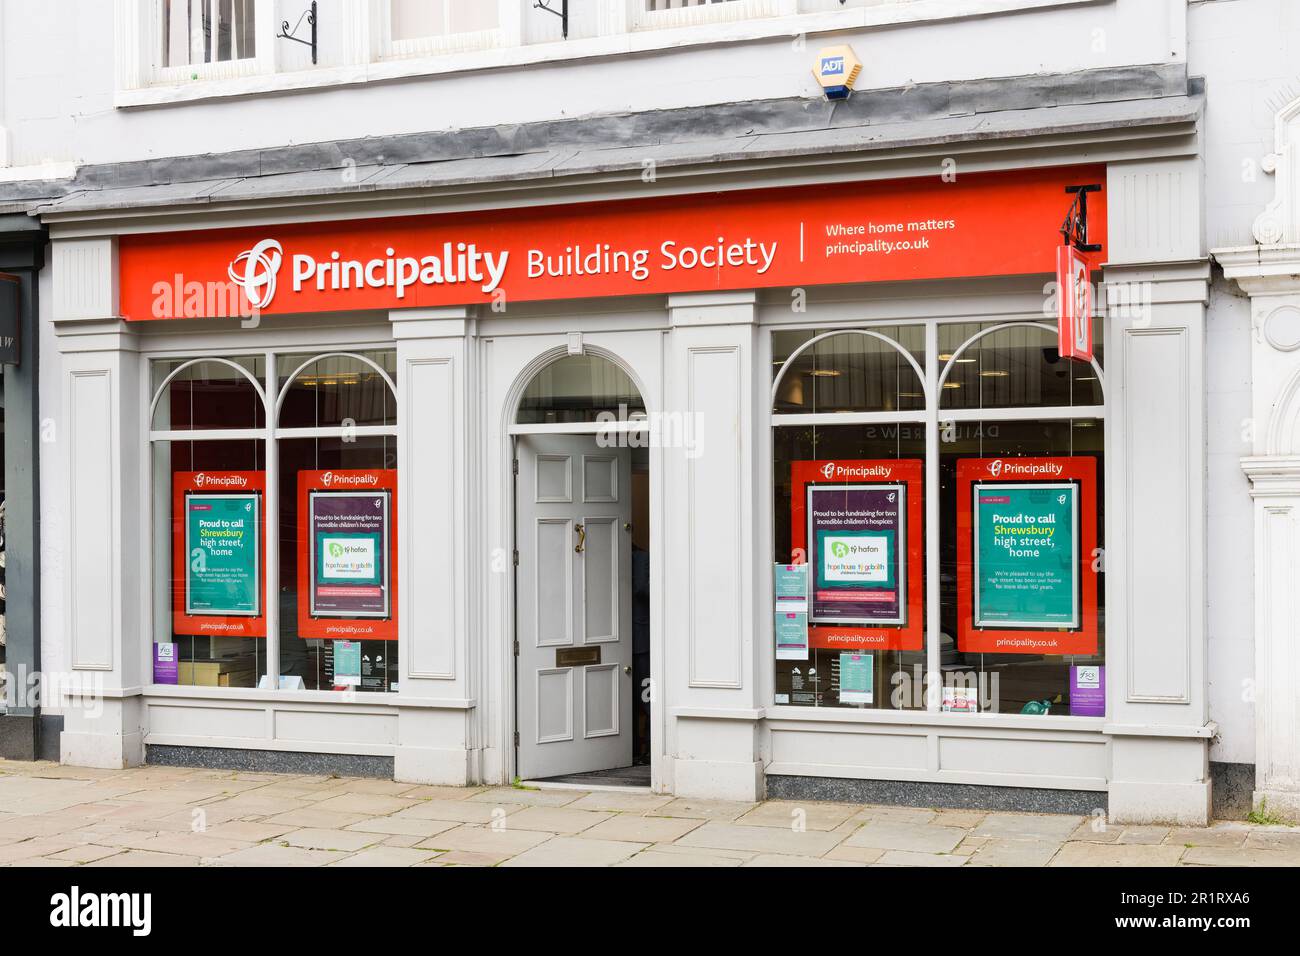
[278, 1, 317, 64]
[1061, 184, 1103, 252]
[534, 0, 569, 39]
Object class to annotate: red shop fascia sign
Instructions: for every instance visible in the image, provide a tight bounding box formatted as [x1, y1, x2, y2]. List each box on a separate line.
[119, 165, 1108, 321]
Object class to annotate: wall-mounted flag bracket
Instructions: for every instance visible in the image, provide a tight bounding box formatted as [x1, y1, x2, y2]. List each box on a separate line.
[1060, 184, 1103, 252]
[534, 0, 569, 39]
[277, 2, 317, 65]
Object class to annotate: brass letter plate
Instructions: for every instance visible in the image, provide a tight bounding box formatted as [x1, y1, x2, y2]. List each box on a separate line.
[555, 646, 601, 667]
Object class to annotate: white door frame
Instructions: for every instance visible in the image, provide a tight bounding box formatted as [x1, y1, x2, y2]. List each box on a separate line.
[496, 338, 665, 791]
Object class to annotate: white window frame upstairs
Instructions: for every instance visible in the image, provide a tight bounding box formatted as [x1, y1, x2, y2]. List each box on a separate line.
[114, 0, 1099, 106]
[152, 0, 275, 85]
[631, 0, 795, 32]
[377, 0, 518, 60]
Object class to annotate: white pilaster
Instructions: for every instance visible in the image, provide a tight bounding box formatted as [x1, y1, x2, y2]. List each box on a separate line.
[50, 236, 146, 769]
[663, 291, 764, 801]
[1103, 155, 1214, 824]
[389, 307, 479, 784]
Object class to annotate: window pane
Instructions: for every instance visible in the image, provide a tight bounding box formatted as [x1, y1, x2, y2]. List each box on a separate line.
[773, 327, 925, 414]
[152, 439, 268, 689]
[277, 351, 397, 429]
[516, 354, 645, 425]
[391, 0, 498, 40]
[939, 321, 1104, 411]
[162, 0, 257, 67]
[278, 435, 398, 693]
[151, 357, 265, 431]
[773, 422, 926, 711]
[938, 419, 1105, 716]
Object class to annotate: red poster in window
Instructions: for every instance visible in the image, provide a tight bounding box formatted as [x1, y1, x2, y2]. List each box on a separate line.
[790, 459, 923, 652]
[1056, 245, 1095, 361]
[956, 456, 1098, 655]
[296, 469, 398, 641]
[172, 471, 266, 639]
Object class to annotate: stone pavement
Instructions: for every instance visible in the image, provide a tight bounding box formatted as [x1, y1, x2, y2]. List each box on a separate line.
[0, 759, 1297, 867]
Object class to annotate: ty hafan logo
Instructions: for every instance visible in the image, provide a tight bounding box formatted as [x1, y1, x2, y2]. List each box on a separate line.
[50, 887, 151, 936]
[227, 237, 508, 310]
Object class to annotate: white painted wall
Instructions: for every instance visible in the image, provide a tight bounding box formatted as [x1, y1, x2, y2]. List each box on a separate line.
[0, 0, 1181, 170]
[1188, 0, 1300, 766]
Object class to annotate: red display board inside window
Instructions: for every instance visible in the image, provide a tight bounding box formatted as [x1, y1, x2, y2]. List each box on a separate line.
[172, 471, 266, 639]
[296, 469, 398, 641]
[956, 456, 1098, 655]
[790, 459, 923, 652]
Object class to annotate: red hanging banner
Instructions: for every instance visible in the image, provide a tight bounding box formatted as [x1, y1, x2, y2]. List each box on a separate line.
[1056, 244, 1095, 361]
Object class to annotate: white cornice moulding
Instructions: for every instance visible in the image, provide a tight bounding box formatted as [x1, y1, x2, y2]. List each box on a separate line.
[1242, 455, 1300, 495]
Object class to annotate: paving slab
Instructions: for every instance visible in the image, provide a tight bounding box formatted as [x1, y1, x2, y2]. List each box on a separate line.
[1244, 829, 1300, 851]
[280, 828, 383, 852]
[1182, 846, 1300, 867]
[328, 846, 444, 867]
[618, 848, 743, 867]
[736, 800, 859, 831]
[674, 821, 845, 857]
[45, 844, 125, 864]
[1049, 843, 1185, 867]
[414, 823, 553, 862]
[1166, 825, 1249, 848]
[345, 816, 461, 838]
[85, 850, 202, 867]
[743, 853, 867, 867]
[213, 843, 352, 867]
[876, 850, 967, 867]
[844, 821, 966, 855]
[501, 836, 646, 867]
[260, 807, 375, 829]
[974, 813, 1084, 842]
[568, 791, 675, 813]
[824, 844, 886, 863]
[966, 839, 1062, 867]
[1117, 826, 1170, 845]
[467, 787, 586, 808]
[580, 814, 704, 843]
[496, 805, 614, 833]
[394, 799, 525, 825]
[310, 792, 422, 816]
[649, 797, 757, 821]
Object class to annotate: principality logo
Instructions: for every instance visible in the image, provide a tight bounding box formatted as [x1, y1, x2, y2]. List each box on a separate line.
[228, 238, 283, 310]
[320, 471, 379, 488]
[193, 473, 248, 488]
[821, 462, 837, 479]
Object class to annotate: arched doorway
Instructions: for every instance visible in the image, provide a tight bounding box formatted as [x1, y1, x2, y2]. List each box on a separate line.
[510, 351, 651, 784]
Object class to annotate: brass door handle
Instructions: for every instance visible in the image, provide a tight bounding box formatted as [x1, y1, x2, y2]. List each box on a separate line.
[624, 665, 632, 676]
[574, 523, 585, 553]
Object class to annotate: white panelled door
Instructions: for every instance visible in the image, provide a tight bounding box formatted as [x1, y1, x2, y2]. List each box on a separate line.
[516, 435, 633, 779]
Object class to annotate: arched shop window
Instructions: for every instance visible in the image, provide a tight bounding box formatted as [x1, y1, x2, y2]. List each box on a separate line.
[150, 357, 271, 689]
[771, 321, 1106, 717]
[149, 349, 399, 694]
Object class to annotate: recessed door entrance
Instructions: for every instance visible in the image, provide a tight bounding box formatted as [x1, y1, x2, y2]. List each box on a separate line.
[515, 435, 637, 780]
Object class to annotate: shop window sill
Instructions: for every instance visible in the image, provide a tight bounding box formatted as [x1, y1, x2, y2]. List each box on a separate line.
[766, 705, 1109, 734]
[142, 684, 475, 710]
